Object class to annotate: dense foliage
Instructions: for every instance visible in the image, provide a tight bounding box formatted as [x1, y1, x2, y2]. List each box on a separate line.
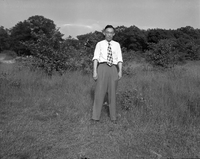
[146, 39, 180, 68]
[1, 15, 200, 74]
[0, 26, 10, 51]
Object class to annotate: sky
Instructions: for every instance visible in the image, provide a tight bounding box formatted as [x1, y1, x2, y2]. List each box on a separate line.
[0, 0, 200, 38]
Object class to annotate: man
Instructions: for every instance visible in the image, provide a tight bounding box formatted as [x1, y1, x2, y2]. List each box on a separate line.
[91, 25, 123, 123]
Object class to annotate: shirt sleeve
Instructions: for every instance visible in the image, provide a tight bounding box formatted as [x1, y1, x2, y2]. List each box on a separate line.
[92, 42, 100, 62]
[117, 43, 123, 63]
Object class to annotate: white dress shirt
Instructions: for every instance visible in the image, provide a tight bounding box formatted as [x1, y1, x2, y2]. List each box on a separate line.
[92, 40, 123, 65]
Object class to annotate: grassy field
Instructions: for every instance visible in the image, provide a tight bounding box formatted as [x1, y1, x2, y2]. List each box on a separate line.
[0, 60, 200, 159]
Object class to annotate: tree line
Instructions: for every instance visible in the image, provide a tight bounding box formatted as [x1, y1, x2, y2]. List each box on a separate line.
[0, 15, 200, 75]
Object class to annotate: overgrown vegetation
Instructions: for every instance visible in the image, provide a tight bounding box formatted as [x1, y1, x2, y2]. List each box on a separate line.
[1, 61, 200, 158]
[1, 15, 200, 75]
[1, 15, 200, 158]
[146, 39, 180, 68]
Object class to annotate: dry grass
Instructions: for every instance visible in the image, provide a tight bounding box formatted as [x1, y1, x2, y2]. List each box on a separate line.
[0, 61, 200, 159]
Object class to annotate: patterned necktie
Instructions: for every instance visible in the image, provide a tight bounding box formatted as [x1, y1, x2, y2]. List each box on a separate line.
[107, 42, 113, 66]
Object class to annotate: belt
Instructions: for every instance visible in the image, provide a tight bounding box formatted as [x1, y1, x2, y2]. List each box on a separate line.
[98, 62, 117, 67]
[99, 62, 107, 65]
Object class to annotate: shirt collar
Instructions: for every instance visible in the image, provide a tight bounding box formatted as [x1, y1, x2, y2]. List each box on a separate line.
[105, 40, 113, 44]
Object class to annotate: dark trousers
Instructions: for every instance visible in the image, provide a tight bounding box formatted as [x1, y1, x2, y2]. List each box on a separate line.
[92, 63, 118, 120]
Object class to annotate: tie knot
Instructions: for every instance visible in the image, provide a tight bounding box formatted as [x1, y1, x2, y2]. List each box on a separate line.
[108, 42, 110, 46]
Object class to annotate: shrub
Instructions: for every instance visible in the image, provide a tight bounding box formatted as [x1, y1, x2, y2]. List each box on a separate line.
[22, 33, 94, 75]
[22, 30, 69, 75]
[119, 89, 146, 111]
[184, 41, 200, 60]
[145, 39, 180, 68]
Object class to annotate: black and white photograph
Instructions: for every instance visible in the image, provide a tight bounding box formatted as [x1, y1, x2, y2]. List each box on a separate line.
[0, 0, 200, 158]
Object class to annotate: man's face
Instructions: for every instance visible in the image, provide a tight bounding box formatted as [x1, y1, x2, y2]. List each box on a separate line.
[104, 28, 115, 42]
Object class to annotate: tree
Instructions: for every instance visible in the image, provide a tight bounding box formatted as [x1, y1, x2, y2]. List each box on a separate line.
[146, 39, 180, 68]
[10, 15, 63, 56]
[147, 29, 175, 44]
[0, 26, 10, 52]
[122, 26, 147, 51]
[22, 28, 67, 75]
[114, 26, 128, 46]
[10, 21, 32, 55]
[178, 26, 200, 39]
[77, 31, 104, 48]
[173, 26, 200, 60]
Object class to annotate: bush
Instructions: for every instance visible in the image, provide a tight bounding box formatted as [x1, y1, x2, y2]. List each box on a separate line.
[22, 30, 69, 75]
[145, 39, 180, 68]
[184, 41, 200, 60]
[119, 89, 146, 111]
[22, 30, 94, 76]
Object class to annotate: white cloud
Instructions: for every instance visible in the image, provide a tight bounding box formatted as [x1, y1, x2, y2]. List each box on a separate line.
[62, 23, 93, 29]
[139, 25, 158, 30]
[59, 22, 102, 38]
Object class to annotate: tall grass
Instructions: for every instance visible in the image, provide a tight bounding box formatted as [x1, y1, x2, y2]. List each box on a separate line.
[120, 62, 200, 127]
[0, 61, 200, 159]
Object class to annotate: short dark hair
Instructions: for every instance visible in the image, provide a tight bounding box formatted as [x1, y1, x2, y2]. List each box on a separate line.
[104, 25, 115, 32]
